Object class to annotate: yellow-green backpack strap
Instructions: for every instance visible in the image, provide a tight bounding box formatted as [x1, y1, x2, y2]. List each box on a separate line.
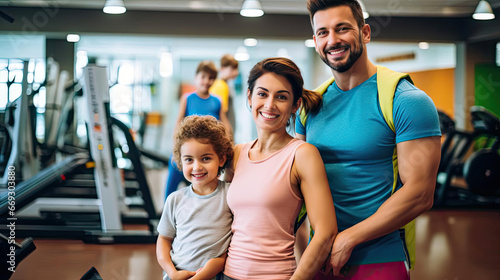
[294, 204, 308, 233]
[299, 76, 335, 127]
[376, 65, 412, 194]
[376, 65, 412, 133]
[376, 65, 416, 270]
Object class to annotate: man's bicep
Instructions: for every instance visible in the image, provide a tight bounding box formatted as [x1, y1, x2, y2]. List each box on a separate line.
[296, 133, 306, 141]
[397, 136, 441, 187]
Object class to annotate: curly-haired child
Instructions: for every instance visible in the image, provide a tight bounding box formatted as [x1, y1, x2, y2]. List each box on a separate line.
[157, 115, 234, 280]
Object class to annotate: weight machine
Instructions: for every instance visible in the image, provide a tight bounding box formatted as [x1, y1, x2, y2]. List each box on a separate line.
[434, 106, 500, 208]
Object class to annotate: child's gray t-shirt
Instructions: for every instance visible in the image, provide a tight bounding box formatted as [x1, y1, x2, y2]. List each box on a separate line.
[157, 180, 232, 274]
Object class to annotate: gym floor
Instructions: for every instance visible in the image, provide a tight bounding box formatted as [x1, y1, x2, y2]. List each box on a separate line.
[8, 210, 500, 280]
[7, 170, 500, 280]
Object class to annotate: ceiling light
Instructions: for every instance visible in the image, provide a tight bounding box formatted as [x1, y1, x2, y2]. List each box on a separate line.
[418, 42, 429, 50]
[103, 0, 126, 15]
[66, 34, 80, 43]
[189, 1, 204, 9]
[358, 0, 369, 19]
[235, 46, 250, 61]
[244, 38, 258, 47]
[473, 0, 495, 20]
[305, 39, 315, 48]
[240, 0, 264, 17]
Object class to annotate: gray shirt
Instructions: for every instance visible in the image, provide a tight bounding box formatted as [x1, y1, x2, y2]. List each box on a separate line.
[158, 181, 232, 275]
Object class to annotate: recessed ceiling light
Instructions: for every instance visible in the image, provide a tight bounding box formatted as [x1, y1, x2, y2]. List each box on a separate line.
[67, 34, 80, 43]
[418, 42, 429, 49]
[244, 38, 258, 47]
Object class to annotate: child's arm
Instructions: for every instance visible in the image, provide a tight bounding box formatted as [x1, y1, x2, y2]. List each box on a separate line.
[175, 95, 188, 130]
[219, 161, 233, 182]
[220, 144, 243, 182]
[218, 110, 233, 138]
[157, 234, 196, 280]
[189, 253, 227, 280]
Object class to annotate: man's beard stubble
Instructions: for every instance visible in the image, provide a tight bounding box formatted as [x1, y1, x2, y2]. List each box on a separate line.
[321, 37, 364, 73]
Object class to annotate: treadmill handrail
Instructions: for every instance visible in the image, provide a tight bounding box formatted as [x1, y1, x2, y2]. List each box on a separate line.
[111, 117, 158, 221]
[138, 148, 170, 166]
[0, 153, 89, 216]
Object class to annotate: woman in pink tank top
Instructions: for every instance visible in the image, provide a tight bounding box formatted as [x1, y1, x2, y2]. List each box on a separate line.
[222, 58, 338, 280]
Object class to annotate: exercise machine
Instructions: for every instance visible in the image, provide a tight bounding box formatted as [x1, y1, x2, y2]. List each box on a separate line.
[434, 106, 500, 208]
[80, 64, 158, 242]
[438, 110, 455, 135]
[463, 106, 500, 197]
[0, 61, 39, 187]
[0, 233, 36, 279]
[80, 267, 103, 280]
[0, 64, 159, 243]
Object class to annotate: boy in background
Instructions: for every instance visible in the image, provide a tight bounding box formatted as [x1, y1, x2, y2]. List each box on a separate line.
[165, 60, 232, 200]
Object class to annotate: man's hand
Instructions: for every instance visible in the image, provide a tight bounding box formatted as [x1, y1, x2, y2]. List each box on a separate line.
[330, 231, 354, 276]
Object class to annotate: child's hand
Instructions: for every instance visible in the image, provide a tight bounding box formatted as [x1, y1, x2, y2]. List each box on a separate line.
[187, 268, 204, 280]
[171, 270, 196, 280]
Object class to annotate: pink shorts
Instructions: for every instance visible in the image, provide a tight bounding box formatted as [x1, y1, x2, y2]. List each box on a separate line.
[314, 261, 409, 280]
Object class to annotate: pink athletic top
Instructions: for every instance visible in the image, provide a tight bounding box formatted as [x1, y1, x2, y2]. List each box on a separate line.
[225, 138, 305, 279]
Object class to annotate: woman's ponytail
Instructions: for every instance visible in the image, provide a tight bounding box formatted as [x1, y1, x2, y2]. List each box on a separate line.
[300, 88, 322, 116]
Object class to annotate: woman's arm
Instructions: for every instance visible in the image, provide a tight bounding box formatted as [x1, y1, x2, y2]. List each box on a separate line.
[156, 234, 196, 280]
[294, 217, 310, 263]
[291, 143, 337, 280]
[232, 144, 243, 170]
[189, 253, 227, 280]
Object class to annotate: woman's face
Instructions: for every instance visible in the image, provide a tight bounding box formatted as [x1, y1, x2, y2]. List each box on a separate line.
[248, 72, 299, 132]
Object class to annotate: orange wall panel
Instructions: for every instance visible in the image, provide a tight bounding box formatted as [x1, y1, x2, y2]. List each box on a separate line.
[409, 68, 455, 119]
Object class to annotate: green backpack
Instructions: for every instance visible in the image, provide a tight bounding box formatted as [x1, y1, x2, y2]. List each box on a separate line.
[297, 65, 416, 269]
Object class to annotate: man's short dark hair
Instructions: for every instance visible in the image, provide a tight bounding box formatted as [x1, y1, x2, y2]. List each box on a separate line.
[307, 0, 365, 30]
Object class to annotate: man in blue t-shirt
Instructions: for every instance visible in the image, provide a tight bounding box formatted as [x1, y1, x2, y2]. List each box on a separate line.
[296, 1, 441, 279]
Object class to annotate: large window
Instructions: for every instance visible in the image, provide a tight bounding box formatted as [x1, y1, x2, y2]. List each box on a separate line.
[75, 56, 155, 128]
[0, 58, 46, 140]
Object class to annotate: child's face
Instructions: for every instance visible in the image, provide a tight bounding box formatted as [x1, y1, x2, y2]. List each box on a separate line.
[180, 139, 225, 189]
[195, 71, 216, 94]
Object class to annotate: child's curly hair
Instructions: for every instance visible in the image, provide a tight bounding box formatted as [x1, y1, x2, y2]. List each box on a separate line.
[173, 115, 234, 175]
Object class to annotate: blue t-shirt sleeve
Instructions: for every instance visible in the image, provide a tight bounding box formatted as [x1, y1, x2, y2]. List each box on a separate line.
[295, 112, 306, 135]
[393, 81, 442, 144]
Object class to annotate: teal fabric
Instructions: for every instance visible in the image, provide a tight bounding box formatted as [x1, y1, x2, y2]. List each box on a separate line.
[295, 74, 441, 265]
